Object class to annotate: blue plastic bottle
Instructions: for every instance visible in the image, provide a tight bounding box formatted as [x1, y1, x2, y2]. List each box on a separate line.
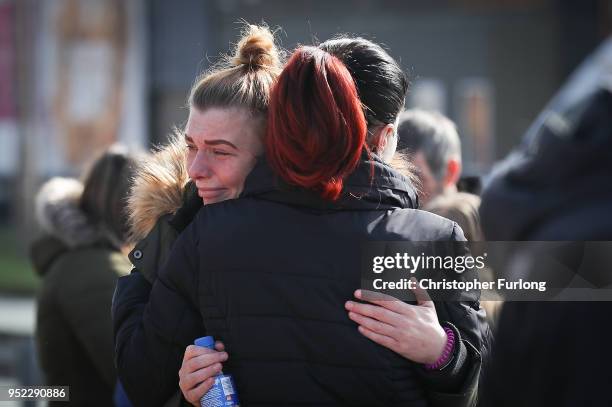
[194, 336, 240, 407]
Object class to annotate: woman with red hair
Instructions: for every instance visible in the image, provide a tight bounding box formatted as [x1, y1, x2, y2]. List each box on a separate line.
[265, 46, 368, 201]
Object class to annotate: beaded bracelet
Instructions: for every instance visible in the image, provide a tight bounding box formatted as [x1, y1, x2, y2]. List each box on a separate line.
[424, 326, 455, 371]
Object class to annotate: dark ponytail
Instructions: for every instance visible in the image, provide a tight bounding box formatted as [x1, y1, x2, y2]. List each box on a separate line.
[319, 37, 408, 130]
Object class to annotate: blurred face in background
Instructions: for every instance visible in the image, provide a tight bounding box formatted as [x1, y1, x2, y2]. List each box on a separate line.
[412, 150, 444, 205]
[185, 107, 264, 204]
[412, 149, 462, 205]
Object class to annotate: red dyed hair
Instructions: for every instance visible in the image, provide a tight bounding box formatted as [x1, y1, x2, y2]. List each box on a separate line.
[266, 46, 367, 200]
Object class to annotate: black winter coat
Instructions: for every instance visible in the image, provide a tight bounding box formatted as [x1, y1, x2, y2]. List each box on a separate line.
[480, 86, 612, 407]
[31, 177, 132, 407]
[114, 157, 489, 406]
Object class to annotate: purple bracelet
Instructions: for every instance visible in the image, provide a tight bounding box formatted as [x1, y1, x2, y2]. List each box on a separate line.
[424, 326, 455, 371]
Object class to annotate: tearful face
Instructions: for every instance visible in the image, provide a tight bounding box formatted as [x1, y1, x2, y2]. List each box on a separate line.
[185, 107, 264, 204]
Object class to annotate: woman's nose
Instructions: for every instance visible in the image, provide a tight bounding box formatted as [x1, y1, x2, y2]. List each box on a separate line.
[188, 151, 213, 179]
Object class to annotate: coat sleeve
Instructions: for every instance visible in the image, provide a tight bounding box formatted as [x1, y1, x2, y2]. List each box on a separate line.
[113, 222, 205, 407]
[443, 223, 492, 357]
[419, 222, 492, 407]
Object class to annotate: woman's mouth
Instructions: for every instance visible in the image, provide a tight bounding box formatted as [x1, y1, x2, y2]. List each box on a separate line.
[197, 187, 228, 202]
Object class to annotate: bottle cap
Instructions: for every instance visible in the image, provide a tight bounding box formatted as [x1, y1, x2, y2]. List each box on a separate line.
[194, 336, 215, 349]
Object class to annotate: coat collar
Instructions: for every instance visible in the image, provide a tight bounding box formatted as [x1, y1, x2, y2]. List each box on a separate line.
[240, 153, 419, 211]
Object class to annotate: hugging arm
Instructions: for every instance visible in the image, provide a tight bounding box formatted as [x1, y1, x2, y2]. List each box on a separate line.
[348, 223, 490, 407]
[113, 224, 205, 406]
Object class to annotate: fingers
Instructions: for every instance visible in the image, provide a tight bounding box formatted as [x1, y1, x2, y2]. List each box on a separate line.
[180, 362, 222, 392]
[347, 310, 396, 337]
[181, 351, 228, 375]
[184, 376, 215, 406]
[345, 299, 403, 326]
[355, 278, 435, 310]
[183, 344, 214, 363]
[180, 345, 229, 405]
[356, 325, 397, 351]
[354, 289, 412, 314]
[408, 277, 434, 307]
[185, 341, 225, 355]
[181, 340, 228, 406]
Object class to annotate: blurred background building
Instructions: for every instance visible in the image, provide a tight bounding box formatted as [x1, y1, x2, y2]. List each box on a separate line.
[0, 0, 610, 402]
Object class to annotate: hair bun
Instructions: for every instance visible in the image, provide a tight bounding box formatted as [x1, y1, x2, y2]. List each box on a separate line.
[232, 24, 279, 70]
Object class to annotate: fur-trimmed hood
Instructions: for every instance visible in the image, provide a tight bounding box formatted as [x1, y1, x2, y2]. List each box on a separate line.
[35, 177, 102, 248]
[127, 130, 190, 242]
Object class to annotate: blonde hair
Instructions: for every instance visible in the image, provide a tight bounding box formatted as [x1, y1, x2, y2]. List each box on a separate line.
[189, 24, 282, 115]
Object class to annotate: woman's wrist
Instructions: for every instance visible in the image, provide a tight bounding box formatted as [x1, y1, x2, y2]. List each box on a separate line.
[424, 326, 455, 371]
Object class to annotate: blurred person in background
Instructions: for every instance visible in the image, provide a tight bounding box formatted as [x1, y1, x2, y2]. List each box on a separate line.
[480, 36, 612, 406]
[396, 109, 483, 242]
[393, 110, 504, 332]
[30, 147, 139, 406]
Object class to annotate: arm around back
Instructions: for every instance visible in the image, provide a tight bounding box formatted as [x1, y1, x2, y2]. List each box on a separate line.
[424, 222, 491, 406]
